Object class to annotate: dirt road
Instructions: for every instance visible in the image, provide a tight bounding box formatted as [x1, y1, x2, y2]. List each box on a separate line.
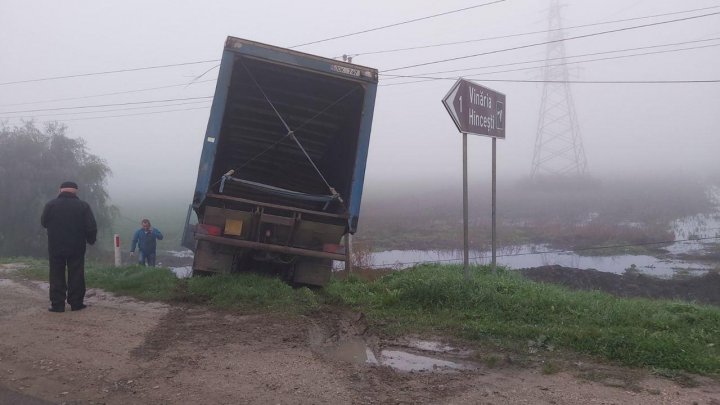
[1, 263, 719, 404]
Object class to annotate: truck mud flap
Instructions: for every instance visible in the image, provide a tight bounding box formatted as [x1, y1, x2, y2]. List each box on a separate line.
[193, 240, 234, 274]
[293, 259, 332, 286]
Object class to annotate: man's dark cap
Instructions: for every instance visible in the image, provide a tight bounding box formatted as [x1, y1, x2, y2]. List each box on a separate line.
[60, 181, 78, 189]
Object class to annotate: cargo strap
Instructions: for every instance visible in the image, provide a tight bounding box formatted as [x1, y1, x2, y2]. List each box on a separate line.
[228, 58, 360, 207]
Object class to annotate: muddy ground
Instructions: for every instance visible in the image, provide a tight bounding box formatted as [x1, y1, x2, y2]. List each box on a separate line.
[1, 263, 720, 405]
[520, 265, 720, 307]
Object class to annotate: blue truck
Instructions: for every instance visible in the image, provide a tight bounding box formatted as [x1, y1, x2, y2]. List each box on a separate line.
[182, 37, 378, 285]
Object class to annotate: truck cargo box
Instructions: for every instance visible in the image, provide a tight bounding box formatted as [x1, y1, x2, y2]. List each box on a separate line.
[183, 37, 378, 285]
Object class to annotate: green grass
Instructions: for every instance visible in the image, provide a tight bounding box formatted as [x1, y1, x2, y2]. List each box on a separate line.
[85, 266, 179, 301]
[184, 274, 319, 313]
[9, 259, 720, 374]
[14, 259, 319, 314]
[325, 264, 720, 375]
[16, 260, 179, 301]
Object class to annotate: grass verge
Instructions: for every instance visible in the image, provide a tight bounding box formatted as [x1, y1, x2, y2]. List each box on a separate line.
[14, 260, 319, 314]
[183, 273, 319, 313]
[325, 264, 720, 375]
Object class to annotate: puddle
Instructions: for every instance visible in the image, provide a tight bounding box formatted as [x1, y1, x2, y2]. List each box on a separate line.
[407, 340, 453, 353]
[325, 338, 474, 373]
[405, 339, 456, 353]
[327, 339, 378, 365]
[379, 349, 472, 372]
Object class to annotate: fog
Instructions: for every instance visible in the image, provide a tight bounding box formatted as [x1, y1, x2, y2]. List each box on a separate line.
[1, 0, 719, 205]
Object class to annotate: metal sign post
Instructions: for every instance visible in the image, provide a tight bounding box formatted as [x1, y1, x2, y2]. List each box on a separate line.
[462, 133, 469, 280]
[442, 79, 506, 275]
[492, 138, 497, 271]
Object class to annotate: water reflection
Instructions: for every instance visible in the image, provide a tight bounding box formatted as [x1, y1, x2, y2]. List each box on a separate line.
[170, 266, 192, 278]
[379, 350, 471, 372]
[323, 338, 474, 373]
[169, 199, 719, 279]
[368, 246, 711, 277]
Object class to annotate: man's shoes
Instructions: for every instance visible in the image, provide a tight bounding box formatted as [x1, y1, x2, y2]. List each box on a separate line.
[70, 304, 87, 311]
[48, 306, 65, 313]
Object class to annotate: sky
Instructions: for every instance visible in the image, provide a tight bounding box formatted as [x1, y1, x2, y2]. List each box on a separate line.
[1, 0, 719, 204]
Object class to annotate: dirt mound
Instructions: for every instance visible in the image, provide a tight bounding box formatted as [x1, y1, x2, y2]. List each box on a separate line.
[519, 265, 720, 307]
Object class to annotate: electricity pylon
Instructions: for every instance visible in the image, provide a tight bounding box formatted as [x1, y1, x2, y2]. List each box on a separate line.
[530, 0, 588, 179]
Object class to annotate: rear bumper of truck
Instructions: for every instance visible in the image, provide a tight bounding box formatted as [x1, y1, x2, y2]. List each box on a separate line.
[194, 234, 346, 261]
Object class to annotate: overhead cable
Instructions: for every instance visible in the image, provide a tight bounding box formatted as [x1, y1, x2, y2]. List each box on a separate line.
[339, 4, 720, 58]
[290, 0, 505, 48]
[381, 77, 720, 87]
[380, 37, 720, 80]
[0, 100, 212, 120]
[2, 106, 211, 123]
[6, 37, 715, 109]
[380, 43, 720, 86]
[0, 60, 219, 87]
[0, 96, 213, 114]
[0, 79, 216, 107]
[382, 11, 720, 72]
[1, 5, 715, 88]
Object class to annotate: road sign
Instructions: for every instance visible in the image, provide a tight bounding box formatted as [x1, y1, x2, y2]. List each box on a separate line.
[442, 79, 506, 138]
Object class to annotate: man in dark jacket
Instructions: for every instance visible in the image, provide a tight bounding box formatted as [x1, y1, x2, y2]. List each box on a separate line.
[41, 181, 97, 312]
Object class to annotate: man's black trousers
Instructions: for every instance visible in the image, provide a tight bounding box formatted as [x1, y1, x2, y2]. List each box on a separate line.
[49, 253, 85, 308]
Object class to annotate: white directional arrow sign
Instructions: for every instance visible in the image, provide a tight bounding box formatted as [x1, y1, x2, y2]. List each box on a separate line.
[442, 79, 506, 138]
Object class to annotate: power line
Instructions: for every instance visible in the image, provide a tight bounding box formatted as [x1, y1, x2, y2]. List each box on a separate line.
[3, 105, 211, 123]
[341, 5, 720, 59]
[380, 37, 720, 80]
[471, 43, 720, 79]
[0, 100, 212, 120]
[380, 43, 720, 86]
[0, 96, 213, 114]
[290, 0, 505, 48]
[1, 5, 714, 90]
[3, 51, 716, 120]
[0, 79, 217, 107]
[382, 11, 720, 73]
[365, 236, 720, 269]
[1, 1, 489, 89]
[0, 60, 220, 87]
[6, 39, 714, 115]
[4, 12, 718, 117]
[6, 38, 715, 112]
[381, 77, 720, 87]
